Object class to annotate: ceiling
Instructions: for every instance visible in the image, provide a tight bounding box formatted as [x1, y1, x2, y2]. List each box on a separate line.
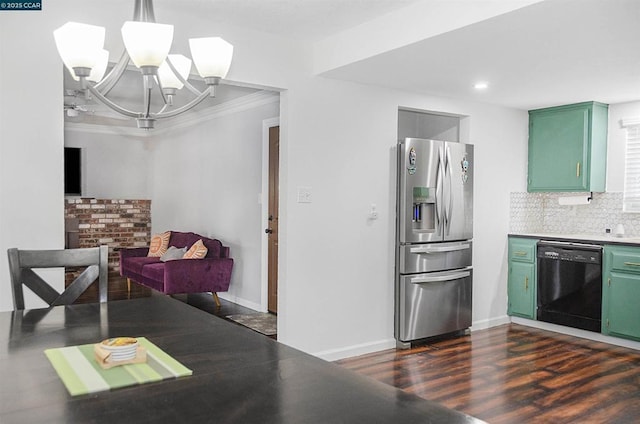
[152, 0, 423, 42]
[320, 0, 640, 110]
[153, 0, 640, 110]
[66, 0, 640, 127]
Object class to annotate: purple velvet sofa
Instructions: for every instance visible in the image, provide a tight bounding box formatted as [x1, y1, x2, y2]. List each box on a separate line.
[119, 231, 233, 306]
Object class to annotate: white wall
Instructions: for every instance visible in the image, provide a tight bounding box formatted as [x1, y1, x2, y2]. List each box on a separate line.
[64, 130, 152, 199]
[150, 100, 279, 309]
[607, 101, 640, 192]
[0, 10, 66, 311]
[277, 76, 528, 358]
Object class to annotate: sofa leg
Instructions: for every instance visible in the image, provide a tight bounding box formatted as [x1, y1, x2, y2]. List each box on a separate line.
[212, 292, 221, 307]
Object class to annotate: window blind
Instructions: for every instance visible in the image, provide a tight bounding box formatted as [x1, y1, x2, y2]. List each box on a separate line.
[623, 124, 640, 212]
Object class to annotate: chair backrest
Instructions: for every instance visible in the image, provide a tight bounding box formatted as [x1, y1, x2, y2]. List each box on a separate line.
[7, 246, 108, 310]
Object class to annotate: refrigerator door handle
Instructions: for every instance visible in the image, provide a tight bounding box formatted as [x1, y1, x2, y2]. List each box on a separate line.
[444, 145, 453, 234]
[409, 243, 471, 254]
[410, 270, 471, 284]
[435, 147, 444, 230]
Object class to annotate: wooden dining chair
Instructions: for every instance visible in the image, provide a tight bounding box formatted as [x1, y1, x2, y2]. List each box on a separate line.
[7, 246, 108, 310]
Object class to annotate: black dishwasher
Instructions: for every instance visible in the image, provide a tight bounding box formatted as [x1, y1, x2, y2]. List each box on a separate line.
[536, 241, 602, 332]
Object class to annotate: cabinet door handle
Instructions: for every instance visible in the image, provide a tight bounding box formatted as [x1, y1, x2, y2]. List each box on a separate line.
[513, 251, 527, 256]
[623, 262, 640, 267]
[525, 276, 529, 290]
[576, 162, 581, 177]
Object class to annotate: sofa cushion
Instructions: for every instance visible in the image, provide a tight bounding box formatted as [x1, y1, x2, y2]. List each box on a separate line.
[170, 231, 222, 258]
[201, 238, 222, 258]
[161, 246, 187, 262]
[148, 231, 170, 257]
[183, 239, 208, 259]
[141, 262, 166, 283]
[123, 256, 162, 274]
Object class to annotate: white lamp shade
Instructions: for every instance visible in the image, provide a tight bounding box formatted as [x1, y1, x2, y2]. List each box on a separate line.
[88, 49, 110, 82]
[158, 54, 192, 89]
[189, 37, 233, 79]
[121, 21, 173, 68]
[54, 22, 105, 70]
[69, 49, 109, 83]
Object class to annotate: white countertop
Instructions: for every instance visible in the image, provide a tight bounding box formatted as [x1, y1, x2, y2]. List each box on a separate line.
[509, 233, 640, 246]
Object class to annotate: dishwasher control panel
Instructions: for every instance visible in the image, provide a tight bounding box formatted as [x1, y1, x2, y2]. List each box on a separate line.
[537, 241, 602, 264]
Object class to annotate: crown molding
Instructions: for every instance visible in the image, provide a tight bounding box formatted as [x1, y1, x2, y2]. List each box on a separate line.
[152, 90, 280, 135]
[65, 90, 280, 137]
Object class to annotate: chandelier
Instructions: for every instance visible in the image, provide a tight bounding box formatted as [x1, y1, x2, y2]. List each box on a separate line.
[54, 0, 233, 129]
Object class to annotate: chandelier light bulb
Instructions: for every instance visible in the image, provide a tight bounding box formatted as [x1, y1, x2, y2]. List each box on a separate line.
[189, 37, 234, 80]
[121, 21, 174, 69]
[54, 22, 105, 72]
[158, 54, 192, 90]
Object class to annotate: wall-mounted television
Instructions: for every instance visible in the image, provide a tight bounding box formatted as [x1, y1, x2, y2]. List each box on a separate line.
[64, 147, 82, 196]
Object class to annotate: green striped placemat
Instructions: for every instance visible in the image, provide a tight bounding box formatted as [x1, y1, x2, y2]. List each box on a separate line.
[44, 337, 192, 396]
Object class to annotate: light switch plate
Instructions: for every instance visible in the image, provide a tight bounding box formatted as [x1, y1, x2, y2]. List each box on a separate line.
[297, 186, 312, 203]
[368, 203, 379, 220]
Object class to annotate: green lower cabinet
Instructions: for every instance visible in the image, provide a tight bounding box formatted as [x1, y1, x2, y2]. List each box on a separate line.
[602, 245, 640, 341]
[508, 262, 536, 318]
[508, 238, 537, 319]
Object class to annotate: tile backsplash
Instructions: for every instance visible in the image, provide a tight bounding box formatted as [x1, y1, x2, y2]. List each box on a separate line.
[510, 192, 640, 237]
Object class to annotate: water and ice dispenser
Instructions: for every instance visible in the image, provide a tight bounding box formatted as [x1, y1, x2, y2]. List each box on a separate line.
[412, 186, 436, 232]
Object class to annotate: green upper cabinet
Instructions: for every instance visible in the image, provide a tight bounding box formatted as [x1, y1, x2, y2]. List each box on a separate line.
[527, 101, 608, 192]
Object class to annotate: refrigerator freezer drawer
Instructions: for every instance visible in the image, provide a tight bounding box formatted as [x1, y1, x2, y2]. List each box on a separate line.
[397, 269, 472, 342]
[399, 241, 472, 274]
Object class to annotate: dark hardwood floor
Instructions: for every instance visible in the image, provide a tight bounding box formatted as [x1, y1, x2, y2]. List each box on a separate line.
[170, 292, 258, 317]
[80, 279, 640, 422]
[74, 276, 272, 335]
[336, 324, 640, 424]
[71, 274, 152, 304]
[171, 292, 278, 339]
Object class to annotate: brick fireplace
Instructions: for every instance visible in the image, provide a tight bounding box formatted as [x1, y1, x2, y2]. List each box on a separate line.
[64, 198, 152, 301]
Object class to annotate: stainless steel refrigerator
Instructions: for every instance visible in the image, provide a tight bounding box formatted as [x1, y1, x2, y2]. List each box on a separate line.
[395, 138, 474, 347]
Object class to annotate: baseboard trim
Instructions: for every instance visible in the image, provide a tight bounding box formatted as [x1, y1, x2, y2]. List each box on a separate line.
[471, 315, 511, 332]
[217, 292, 265, 313]
[511, 317, 640, 351]
[314, 316, 511, 362]
[314, 338, 397, 362]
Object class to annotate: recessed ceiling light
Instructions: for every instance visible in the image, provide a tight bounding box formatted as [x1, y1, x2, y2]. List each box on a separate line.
[474, 82, 489, 90]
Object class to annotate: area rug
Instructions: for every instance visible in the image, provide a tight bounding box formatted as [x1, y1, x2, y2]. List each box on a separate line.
[225, 313, 277, 336]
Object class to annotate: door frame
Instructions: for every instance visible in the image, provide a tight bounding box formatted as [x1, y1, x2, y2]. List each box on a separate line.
[261, 117, 280, 312]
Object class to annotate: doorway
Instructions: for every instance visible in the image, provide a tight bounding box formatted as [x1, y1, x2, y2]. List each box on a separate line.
[267, 126, 279, 313]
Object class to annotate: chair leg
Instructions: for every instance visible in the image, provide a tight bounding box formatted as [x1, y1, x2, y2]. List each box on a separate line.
[212, 292, 221, 307]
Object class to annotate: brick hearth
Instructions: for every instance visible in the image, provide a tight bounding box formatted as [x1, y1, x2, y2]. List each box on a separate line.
[65, 198, 152, 302]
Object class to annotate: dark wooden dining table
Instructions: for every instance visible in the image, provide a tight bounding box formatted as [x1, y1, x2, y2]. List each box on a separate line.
[0, 295, 484, 423]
